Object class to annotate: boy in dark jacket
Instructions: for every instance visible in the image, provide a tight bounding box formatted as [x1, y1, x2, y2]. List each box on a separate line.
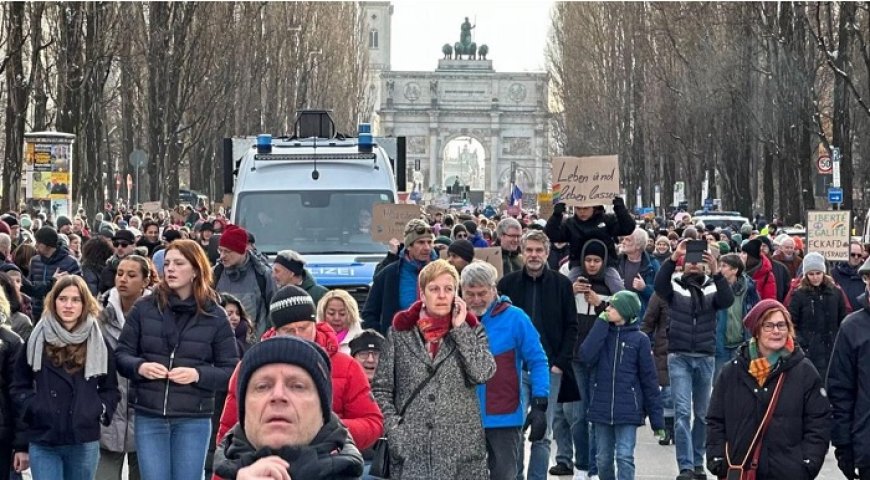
[578, 290, 664, 480]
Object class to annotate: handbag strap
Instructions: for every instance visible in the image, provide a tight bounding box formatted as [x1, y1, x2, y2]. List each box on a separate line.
[396, 353, 452, 421]
[726, 372, 786, 469]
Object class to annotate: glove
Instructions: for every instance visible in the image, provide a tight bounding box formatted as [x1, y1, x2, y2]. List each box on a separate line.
[706, 457, 726, 478]
[836, 447, 858, 480]
[654, 429, 667, 441]
[523, 397, 548, 442]
[553, 202, 566, 217]
[612, 197, 625, 208]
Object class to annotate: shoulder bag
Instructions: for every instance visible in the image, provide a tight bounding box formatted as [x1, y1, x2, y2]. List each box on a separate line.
[724, 372, 786, 480]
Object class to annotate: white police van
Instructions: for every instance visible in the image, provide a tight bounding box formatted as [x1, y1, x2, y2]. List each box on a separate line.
[224, 110, 405, 305]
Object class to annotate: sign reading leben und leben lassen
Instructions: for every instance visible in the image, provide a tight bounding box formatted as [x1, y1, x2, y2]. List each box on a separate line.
[806, 210, 850, 262]
[551, 156, 620, 207]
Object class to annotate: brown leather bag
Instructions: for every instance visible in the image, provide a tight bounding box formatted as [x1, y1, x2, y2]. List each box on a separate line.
[724, 373, 786, 480]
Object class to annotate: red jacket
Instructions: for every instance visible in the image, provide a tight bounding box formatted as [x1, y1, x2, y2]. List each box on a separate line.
[215, 323, 384, 449]
[751, 255, 777, 300]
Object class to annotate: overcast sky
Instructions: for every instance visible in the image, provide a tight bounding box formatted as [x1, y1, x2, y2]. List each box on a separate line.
[389, 0, 555, 73]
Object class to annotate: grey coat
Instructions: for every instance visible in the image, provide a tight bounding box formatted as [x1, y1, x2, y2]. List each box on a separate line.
[372, 302, 496, 480]
[97, 288, 143, 453]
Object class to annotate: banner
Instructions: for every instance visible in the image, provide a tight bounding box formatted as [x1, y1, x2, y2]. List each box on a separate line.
[24, 133, 75, 219]
[551, 156, 620, 207]
[806, 210, 850, 262]
[371, 203, 423, 242]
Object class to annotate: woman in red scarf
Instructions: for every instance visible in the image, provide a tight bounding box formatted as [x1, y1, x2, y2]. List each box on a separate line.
[372, 259, 496, 479]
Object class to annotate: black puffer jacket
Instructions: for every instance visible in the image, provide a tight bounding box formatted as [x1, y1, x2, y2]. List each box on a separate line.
[786, 279, 848, 375]
[707, 345, 830, 480]
[0, 327, 24, 449]
[24, 246, 81, 321]
[544, 198, 635, 268]
[827, 293, 870, 468]
[115, 293, 238, 418]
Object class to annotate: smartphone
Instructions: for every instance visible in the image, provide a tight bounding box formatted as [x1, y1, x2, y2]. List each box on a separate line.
[576, 276, 590, 284]
[685, 240, 707, 264]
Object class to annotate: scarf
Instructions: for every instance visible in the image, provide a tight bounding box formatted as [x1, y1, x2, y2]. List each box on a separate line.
[162, 294, 199, 350]
[747, 336, 794, 386]
[417, 307, 452, 358]
[27, 311, 108, 380]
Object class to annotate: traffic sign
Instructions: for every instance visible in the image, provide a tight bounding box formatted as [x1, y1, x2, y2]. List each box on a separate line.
[828, 187, 843, 204]
[817, 155, 832, 174]
[129, 149, 147, 169]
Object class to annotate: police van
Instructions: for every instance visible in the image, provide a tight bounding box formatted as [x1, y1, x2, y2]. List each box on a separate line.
[223, 110, 406, 306]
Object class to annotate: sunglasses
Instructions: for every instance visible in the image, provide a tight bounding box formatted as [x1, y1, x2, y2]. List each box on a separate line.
[456, 233, 468, 238]
[407, 225, 432, 235]
[851, 253, 864, 258]
[113, 241, 131, 248]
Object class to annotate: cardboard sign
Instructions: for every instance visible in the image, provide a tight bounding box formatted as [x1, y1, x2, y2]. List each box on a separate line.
[551, 155, 620, 207]
[806, 210, 850, 262]
[142, 201, 162, 213]
[371, 203, 423, 242]
[475, 247, 504, 279]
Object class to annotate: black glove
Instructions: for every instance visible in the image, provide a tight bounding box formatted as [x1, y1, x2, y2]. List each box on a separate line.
[613, 196, 625, 208]
[706, 457, 726, 478]
[523, 397, 548, 442]
[836, 447, 858, 480]
[553, 202, 566, 217]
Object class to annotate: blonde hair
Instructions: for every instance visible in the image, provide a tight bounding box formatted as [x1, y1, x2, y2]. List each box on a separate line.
[316, 289, 361, 330]
[418, 259, 460, 291]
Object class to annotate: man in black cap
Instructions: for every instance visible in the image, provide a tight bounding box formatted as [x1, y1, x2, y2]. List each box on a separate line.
[24, 226, 81, 320]
[349, 330, 385, 382]
[55, 215, 73, 235]
[214, 336, 364, 479]
[99, 229, 137, 293]
[197, 221, 220, 265]
[447, 238, 475, 274]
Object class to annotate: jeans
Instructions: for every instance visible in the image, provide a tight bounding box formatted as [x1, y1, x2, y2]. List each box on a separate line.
[486, 427, 521, 480]
[552, 401, 582, 468]
[594, 424, 637, 480]
[572, 361, 597, 475]
[660, 386, 674, 418]
[29, 441, 99, 480]
[668, 354, 714, 472]
[135, 413, 211, 480]
[516, 370, 559, 480]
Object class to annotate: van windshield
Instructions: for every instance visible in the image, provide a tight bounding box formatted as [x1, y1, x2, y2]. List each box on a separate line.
[234, 190, 393, 255]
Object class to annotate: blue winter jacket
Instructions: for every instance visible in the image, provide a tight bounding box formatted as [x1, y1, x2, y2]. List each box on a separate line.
[617, 251, 660, 322]
[577, 316, 664, 430]
[476, 296, 550, 429]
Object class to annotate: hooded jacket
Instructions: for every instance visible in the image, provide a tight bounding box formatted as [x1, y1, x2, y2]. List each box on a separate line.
[299, 269, 329, 307]
[476, 296, 549, 429]
[577, 314, 664, 430]
[214, 414, 363, 480]
[216, 322, 384, 451]
[707, 344, 830, 479]
[746, 255, 777, 300]
[544, 200, 635, 269]
[828, 292, 870, 469]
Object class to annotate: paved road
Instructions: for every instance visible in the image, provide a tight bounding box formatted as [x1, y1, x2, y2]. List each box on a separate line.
[529, 431, 842, 479]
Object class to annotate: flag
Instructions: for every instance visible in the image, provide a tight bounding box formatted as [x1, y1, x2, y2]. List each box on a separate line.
[509, 183, 523, 207]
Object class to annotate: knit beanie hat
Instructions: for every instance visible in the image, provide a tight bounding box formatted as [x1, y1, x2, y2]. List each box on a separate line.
[55, 216, 72, 230]
[237, 336, 332, 427]
[1, 216, 17, 228]
[447, 239, 475, 263]
[404, 219, 433, 247]
[583, 239, 607, 260]
[743, 298, 791, 336]
[743, 239, 762, 260]
[718, 241, 731, 254]
[802, 252, 827, 274]
[740, 223, 753, 236]
[34, 226, 59, 248]
[434, 236, 452, 247]
[349, 329, 386, 357]
[19, 215, 31, 230]
[269, 285, 316, 329]
[609, 290, 641, 323]
[462, 220, 479, 235]
[219, 224, 248, 255]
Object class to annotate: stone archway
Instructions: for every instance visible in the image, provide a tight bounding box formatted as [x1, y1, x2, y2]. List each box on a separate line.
[442, 135, 486, 190]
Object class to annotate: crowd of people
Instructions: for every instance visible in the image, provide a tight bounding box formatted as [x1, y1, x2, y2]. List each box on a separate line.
[0, 199, 865, 480]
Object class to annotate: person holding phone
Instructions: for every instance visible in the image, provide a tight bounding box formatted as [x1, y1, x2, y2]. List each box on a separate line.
[371, 259, 495, 479]
[654, 239, 735, 480]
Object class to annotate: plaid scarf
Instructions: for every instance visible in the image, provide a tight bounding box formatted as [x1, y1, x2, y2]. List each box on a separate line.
[747, 336, 794, 386]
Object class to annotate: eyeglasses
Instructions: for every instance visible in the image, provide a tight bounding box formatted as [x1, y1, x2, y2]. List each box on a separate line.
[761, 322, 789, 332]
[502, 233, 521, 239]
[851, 253, 864, 258]
[354, 351, 380, 359]
[113, 242, 131, 248]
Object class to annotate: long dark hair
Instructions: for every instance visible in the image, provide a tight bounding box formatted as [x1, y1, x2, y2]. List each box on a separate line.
[220, 293, 255, 344]
[81, 237, 114, 270]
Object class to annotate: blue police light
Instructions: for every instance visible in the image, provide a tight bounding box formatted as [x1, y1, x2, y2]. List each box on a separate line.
[256, 134, 272, 154]
[358, 123, 373, 151]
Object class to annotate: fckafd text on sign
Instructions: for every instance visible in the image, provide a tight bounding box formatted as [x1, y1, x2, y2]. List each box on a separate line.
[806, 210, 850, 262]
[551, 156, 620, 207]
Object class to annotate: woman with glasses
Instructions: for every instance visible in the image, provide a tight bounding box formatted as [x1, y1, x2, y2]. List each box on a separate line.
[784, 252, 850, 375]
[115, 240, 238, 480]
[706, 299, 829, 480]
[12, 276, 120, 480]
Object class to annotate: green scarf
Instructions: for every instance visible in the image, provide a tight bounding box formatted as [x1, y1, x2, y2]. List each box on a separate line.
[747, 336, 794, 386]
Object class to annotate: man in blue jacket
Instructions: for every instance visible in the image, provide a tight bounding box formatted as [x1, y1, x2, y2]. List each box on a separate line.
[462, 261, 549, 480]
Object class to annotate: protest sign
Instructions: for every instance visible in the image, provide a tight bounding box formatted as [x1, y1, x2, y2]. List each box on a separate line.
[551, 156, 620, 207]
[475, 247, 504, 279]
[537, 192, 554, 218]
[806, 210, 850, 262]
[371, 204, 422, 242]
[142, 201, 162, 213]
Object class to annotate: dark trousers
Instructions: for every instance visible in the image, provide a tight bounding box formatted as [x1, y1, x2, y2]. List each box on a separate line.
[486, 427, 521, 480]
[0, 442, 11, 480]
[95, 449, 140, 480]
